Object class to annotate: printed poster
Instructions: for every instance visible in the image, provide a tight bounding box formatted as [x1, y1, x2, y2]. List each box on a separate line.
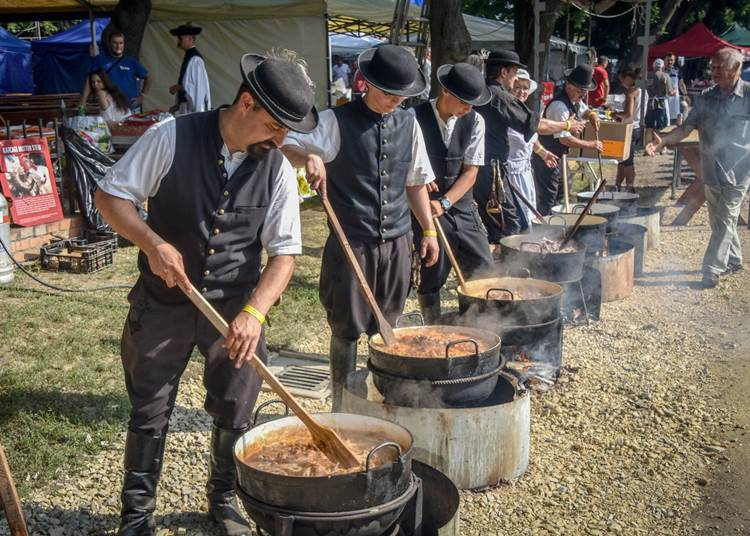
[0, 137, 64, 227]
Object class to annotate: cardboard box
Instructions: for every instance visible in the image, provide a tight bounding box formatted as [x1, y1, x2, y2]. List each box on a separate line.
[570, 121, 633, 161]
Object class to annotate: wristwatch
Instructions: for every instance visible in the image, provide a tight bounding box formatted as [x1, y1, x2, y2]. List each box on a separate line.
[439, 197, 452, 211]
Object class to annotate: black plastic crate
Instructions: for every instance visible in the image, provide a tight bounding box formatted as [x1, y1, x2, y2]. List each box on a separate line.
[40, 231, 117, 274]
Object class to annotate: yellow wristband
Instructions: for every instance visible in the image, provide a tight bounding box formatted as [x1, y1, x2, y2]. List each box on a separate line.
[242, 304, 266, 325]
[423, 229, 438, 238]
[565, 119, 572, 132]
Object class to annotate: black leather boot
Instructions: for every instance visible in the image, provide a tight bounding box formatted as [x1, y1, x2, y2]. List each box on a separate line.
[117, 429, 167, 536]
[329, 336, 358, 412]
[418, 292, 442, 324]
[207, 425, 253, 536]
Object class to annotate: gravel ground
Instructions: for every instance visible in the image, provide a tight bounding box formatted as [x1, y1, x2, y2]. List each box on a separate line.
[3, 152, 749, 535]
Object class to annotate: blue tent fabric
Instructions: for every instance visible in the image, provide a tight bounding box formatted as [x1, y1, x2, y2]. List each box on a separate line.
[31, 18, 109, 95]
[0, 27, 33, 94]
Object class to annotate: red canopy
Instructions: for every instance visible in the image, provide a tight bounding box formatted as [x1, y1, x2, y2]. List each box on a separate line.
[648, 22, 750, 62]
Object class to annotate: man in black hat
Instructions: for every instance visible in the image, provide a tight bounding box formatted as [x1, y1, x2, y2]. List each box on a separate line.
[534, 64, 603, 215]
[169, 23, 211, 114]
[282, 44, 439, 410]
[95, 50, 318, 536]
[474, 50, 585, 241]
[409, 62, 493, 321]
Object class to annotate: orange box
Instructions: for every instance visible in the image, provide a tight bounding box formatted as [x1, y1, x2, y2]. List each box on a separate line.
[571, 121, 633, 161]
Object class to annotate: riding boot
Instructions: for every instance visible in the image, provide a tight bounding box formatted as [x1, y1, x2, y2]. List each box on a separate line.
[207, 425, 253, 536]
[117, 429, 167, 536]
[418, 292, 442, 325]
[329, 336, 358, 412]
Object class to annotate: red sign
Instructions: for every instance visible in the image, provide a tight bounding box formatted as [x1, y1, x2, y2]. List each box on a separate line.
[540, 81, 555, 108]
[0, 137, 63, 227]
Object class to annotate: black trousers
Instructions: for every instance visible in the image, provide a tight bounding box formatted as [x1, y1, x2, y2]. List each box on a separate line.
[412, 204, 493, 294]
[534, 153, 564, 216]
[474, 163, 527, 242]
[319, 233, 412, 340]
[121, 280, 266, 435]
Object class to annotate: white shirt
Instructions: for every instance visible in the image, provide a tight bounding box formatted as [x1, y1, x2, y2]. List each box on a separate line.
[101, 104, 130, 124]
[332, 63, 351, 87]
[181, 51, 211, 114]
[407, 99, 485, 166]
[98, 115, 301, 256]
[546, 98, 589, 140]
[284, 107, 435, 186]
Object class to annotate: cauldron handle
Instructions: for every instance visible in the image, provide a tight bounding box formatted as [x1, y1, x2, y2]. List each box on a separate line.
[486, 287, 514, 301]
[571, 204, 588, 214]
[510, 267, 532, 279]
[252, 399, 290, 426]
[395, 311, 425, 327]
[519, 241, 543, 252]
[548, 214, 567, 227]
[445, 338, 480, 359]
[365, 442, 403, 472]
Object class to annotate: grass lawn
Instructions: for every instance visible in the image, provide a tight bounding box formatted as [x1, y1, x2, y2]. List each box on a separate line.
[0, 207, 330, 496]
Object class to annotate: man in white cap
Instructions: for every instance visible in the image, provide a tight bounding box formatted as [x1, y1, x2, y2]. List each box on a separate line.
[169, 23, 211, 114]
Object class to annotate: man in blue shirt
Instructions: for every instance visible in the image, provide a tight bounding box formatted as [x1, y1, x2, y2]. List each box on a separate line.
[80, 32, 150, 111]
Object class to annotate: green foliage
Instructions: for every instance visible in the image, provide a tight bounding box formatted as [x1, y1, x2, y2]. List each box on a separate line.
[462, 0, 513, 21]
[3, 21, 79, 38]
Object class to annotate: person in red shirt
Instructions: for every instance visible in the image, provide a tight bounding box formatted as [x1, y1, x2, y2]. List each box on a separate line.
[588, 56, 610, 107]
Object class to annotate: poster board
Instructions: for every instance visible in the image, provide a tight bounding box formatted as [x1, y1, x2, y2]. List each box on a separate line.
[0, 137, 64, 227]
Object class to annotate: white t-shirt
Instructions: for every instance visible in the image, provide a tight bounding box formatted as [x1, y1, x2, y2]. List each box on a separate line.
[98, 115, 301, 257]
[181, 51, 211, 113]
[332, 63, 351, 87]
[545, 98, 589, 140]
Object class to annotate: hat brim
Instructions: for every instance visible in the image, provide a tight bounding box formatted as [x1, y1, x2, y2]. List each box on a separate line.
[169, 27, 202, 36]
[240, 53, 319, 134]
[436, 64, 492, 106]
[357, 47, 427, 97]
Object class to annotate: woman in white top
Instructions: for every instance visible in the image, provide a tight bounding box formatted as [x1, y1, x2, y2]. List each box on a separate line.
[613, 65, 647, 193]
[507, 69, 558, 229]
[90, 68, 131, 124]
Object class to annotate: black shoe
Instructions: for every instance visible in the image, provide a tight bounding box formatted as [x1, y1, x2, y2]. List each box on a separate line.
[723, 263, 743, 275]
[701, 273, 719, 289]
[207, 425, 254, 536]
[417, 292, 442, 325]
[328, 336, 358, 412]
[117, 429, 167, 536]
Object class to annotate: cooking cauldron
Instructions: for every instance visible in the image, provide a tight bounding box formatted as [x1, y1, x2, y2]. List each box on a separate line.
[533, 213, 607, 254]
[577, 190, 639, 214]
[499, 230, 587, 283]
[552, 202, 620, 224]
[457, 276, 562, 325]
[234, 411, 413, 513]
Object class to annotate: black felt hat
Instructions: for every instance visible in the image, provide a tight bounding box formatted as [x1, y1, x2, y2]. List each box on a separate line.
[436, 63, 491, 106]
[169, 23, 202, 36]
[565, 64, 597, 91]
[486, 50, 526, 69]
[357, 45, 426, 97]
[240, 53, 318, 134]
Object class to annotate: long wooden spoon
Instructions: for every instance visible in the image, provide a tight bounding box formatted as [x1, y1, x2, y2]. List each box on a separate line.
[319, 195, 397, 346]
[560, 179, 607, 249]
[183, 284, 359, 469]
[433, 216, 467, 294]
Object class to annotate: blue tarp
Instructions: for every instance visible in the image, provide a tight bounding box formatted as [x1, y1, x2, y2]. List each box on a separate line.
[0, 27, 33, 94]
[31, 18, 109, 95]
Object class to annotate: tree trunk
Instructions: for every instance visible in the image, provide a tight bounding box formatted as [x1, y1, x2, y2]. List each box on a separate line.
[430, 0, 472, 94]
[515, 0, 566, 79]
[103, 0, 152, 59]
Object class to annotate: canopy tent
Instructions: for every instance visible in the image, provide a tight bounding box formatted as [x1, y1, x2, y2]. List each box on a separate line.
[0, 26, 33, 93]
[330, 34, 383, 58]
[648, 22, 750, 63]
[31, 18, 109, 95]
[0, 0, 116, 19]
[721, 23, 750, 47]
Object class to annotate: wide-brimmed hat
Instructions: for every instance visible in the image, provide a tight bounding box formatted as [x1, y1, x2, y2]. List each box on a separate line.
[169, 23, 202, 36]
[436, 63, 491, 106]
[565, 64, 596, 91]
[240, 53, 318, 133]
[486, 50, 526, 69]
[515, 69, 538, 94]
[357, 45, 426, 97]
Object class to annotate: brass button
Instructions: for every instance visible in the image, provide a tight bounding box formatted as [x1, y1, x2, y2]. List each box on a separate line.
[212, 228, 220, 235]
[381, 215, 387, 221]
[382, 184, 387, 191]
[380, 170, 387, 177]
[217, 208, 225, 215]
[201, 287, 208, 293]
[381, 153, 388, 160]
[208, 248, 215, 255]
[203, 270, 210, 276]
[222, 172, 228, 179]
[381, 139, 387, 145]
[382, 200, 388, 206]
[223, 190, 230, 197]
[218, 159, 224, 165]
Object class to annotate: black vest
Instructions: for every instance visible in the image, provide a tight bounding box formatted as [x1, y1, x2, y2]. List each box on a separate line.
[326, 98, 414, 241]
[138, 109, 279, 304]
[414, 101, 475, 209]
[540, 90, 579, 157]
[177, 47, 203, 104]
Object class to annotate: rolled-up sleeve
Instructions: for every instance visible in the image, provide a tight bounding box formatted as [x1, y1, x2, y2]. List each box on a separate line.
[464, 113, 485, 166]
[546, 101, 572, 140]
[260, 158, 302, 256]
[406, 120, 436, 186]
[97, 118, 176, 204]
[283, 109, 341, 163]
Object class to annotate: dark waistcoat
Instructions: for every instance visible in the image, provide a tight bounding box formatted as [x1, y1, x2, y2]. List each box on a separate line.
[325, 98, 415, 242]
[414, 101, 475, 209]
[138, 109, 280, 304]
[177, 47, 203, 104]
[540, 90, 579, 157]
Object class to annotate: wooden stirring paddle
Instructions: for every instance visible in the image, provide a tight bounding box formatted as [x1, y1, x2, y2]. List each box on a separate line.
[560, 179, 607, 249]
[433, 216, 468, 294]
[183, 284, 359, 469]
[319, 195, 397, 346]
